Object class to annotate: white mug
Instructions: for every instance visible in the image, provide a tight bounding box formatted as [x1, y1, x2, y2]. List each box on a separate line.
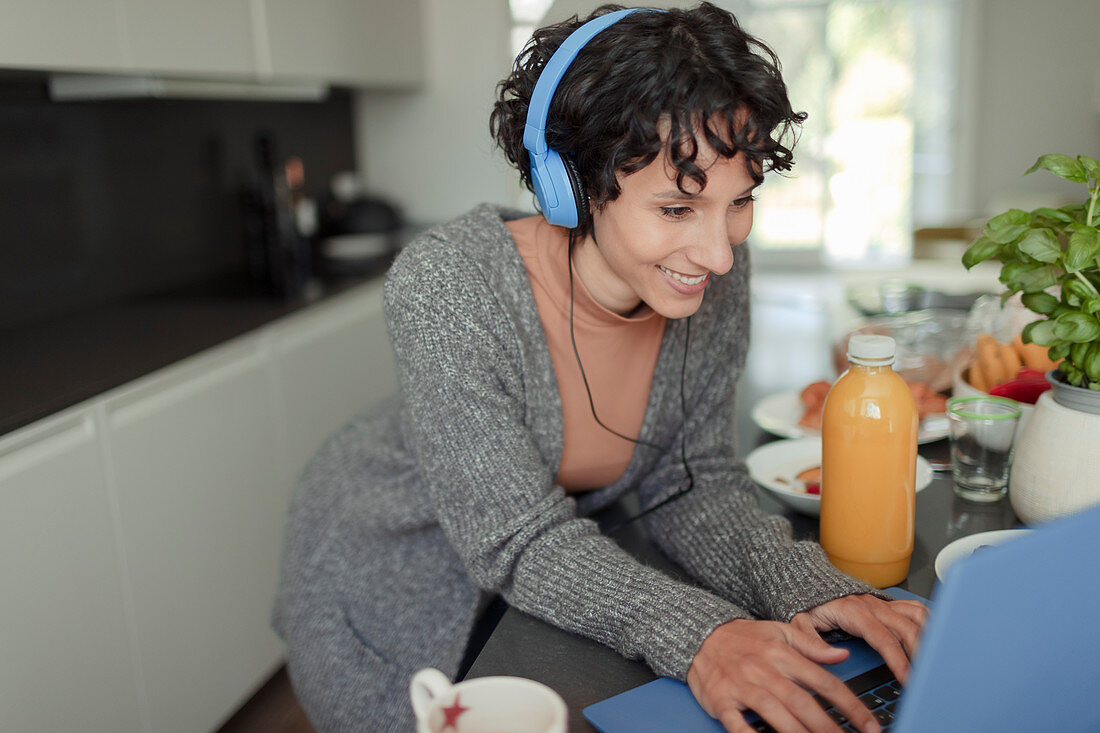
[409, 668, 568, 733]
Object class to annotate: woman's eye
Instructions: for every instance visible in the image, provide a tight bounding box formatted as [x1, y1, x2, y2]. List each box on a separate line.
[659, 206, 693, 219]
[732, 195, 757, 209]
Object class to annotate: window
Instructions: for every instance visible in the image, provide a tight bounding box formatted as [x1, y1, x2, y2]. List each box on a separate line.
[740, 0, 962, 266]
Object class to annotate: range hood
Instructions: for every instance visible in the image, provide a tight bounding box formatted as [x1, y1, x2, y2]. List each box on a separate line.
[48, 73, 327, 102]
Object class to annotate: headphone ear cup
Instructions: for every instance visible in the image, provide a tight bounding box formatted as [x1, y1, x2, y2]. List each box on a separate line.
[562, 155, 589, 227]
[530, 148, 579, 228]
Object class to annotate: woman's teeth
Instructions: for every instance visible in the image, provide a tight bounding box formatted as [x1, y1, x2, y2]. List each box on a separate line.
[658, 265, 707, 285]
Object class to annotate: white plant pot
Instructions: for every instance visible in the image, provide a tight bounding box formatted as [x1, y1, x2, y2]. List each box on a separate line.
[1009, 390, 1100, 525]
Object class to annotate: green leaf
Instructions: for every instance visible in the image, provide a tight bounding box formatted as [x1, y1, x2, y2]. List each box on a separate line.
[1031, 206, 1076, 224]
[1064, 228, 1100, 273]
[986, 208, 1031, 229]
[1016, 227, 1062, 263]
[983, 223, 1029, 244]
[1053, 311, 1100, 343]
[1065, 279, 1096, 303]
[961, 236, 1002, 269]
[1053, 305, 1075, 319]
[1019, 265, 1060, 293]
[1023, 318, 1058, 346]
[1025, 154, 1089, 183]
[1086, 344, 1100, 382]
[1021, 291, 1060, 315]
[1048, 341, 1072, 361]
[998, 261, 1031, 291]
[1085, 298, 1100, 316]
[1061, 203, 1089, 224]
[1078, 155, 1100, 180]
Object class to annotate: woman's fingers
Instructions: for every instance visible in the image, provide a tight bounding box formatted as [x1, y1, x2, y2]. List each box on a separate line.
[847, 614, 912, 684]
[731, 684, 812, 733]
[782, 655, 880, 733]
[784, 620, 850, 666]
[797, 595, 931, 684]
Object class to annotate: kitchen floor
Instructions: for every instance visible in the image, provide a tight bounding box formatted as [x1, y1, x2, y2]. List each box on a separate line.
[216, 666, 316, 733]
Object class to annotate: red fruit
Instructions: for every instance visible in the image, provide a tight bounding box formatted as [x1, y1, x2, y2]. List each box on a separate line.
[805, 482, 821, 495]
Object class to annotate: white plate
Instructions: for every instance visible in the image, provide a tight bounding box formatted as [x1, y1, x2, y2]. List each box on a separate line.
[751, 390, 949, 445]
[934, 529, 1034, 583]
[745, 437, 933, 516]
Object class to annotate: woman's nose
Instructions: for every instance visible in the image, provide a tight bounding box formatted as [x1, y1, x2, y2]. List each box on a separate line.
[692, 218, 736, 275]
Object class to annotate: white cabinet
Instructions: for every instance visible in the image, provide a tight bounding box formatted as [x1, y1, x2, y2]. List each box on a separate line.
[0, 0, 423, 87]
[261, 0, 423, 86]
[102, 336, 287, 733]
[122, 0, 256, 78]
[0, 280, 396, 733]
[0, 0, 128, 72]
[0, 409, 143, 733]
[271, 280, 398, 485]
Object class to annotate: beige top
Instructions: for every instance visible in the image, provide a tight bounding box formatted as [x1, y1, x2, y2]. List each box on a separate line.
[507, 216, 667, 492]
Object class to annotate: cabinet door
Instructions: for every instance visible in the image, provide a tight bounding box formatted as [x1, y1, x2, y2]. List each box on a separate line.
[102, 338, 286, 733]
[0, 0, 127, 72]
[0, 410, 142, 733]
[122, 0, 256, 77]
[261, 0, 423, 86]
[271, 281, 397, 486]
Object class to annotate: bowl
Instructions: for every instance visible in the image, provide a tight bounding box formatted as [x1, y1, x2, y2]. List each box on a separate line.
[745, 437, 934, 516]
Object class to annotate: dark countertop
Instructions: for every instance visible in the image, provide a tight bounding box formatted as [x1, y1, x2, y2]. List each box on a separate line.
[1, 268, 388, 437]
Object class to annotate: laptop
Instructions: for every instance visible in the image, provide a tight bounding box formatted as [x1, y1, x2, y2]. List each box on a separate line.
[583, 503, 1100, 732]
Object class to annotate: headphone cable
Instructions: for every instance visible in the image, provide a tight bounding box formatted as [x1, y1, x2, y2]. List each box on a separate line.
[566, 228, 695, 531]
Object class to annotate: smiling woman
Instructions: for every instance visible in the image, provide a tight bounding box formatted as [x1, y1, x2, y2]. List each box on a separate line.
[272, 5, 925, 733]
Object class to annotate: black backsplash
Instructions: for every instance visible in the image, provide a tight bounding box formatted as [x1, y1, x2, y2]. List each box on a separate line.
[0, 76, 357, 330]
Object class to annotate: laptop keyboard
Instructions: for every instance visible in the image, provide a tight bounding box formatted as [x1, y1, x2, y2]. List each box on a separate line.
[750, 664, 902, 732]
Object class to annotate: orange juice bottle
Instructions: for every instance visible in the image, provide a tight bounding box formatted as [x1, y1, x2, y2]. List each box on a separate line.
[820, 334, 917, 587]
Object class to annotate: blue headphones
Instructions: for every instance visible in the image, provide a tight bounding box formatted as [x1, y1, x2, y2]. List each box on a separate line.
[522, 8, 660, 228]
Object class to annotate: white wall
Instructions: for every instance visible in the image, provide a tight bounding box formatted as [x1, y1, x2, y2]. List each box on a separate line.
[964, 0, 1100, 217]
[352, 0, 519, 225]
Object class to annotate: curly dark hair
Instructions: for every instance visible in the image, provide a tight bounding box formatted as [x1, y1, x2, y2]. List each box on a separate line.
[490, 2, 806, 234]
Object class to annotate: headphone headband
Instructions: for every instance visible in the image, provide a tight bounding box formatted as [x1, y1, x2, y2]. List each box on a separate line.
[522, 7, 662, 228]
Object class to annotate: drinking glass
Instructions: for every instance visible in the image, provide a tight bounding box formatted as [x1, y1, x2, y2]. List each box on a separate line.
[946, 396, 1023, 502]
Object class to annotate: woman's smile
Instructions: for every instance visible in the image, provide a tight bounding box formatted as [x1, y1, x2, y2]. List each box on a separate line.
[657, 264, 710, 293]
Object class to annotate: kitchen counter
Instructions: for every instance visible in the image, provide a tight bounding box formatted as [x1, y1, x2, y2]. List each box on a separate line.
[1, 268, 389, 437]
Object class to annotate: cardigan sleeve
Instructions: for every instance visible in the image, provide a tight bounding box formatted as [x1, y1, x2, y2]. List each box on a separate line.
[383, 239, 751, 681]
[636, 262, 886, 621]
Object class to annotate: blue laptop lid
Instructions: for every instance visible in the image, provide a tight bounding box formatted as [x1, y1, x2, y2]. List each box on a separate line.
[893, 503, 1100, 733]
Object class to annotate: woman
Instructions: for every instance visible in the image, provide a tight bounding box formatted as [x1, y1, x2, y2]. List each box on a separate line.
[273, 5, 926, 732]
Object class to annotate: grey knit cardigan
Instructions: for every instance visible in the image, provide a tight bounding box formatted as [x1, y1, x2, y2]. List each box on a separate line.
[272, 203, 877, 732]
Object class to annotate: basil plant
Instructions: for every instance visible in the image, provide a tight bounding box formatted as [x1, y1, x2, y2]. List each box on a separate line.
[963, 154, 1100, 390]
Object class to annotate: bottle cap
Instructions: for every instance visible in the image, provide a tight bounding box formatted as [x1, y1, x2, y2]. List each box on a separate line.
[848, 334, 896, 364]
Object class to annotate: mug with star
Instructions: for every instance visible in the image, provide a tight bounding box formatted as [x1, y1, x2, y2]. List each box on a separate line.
[409, 667, 567, 733]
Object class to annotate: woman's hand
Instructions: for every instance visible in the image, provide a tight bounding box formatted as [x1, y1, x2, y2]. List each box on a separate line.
[790, 594, 928, 685]
[686, 617, 881, 733]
